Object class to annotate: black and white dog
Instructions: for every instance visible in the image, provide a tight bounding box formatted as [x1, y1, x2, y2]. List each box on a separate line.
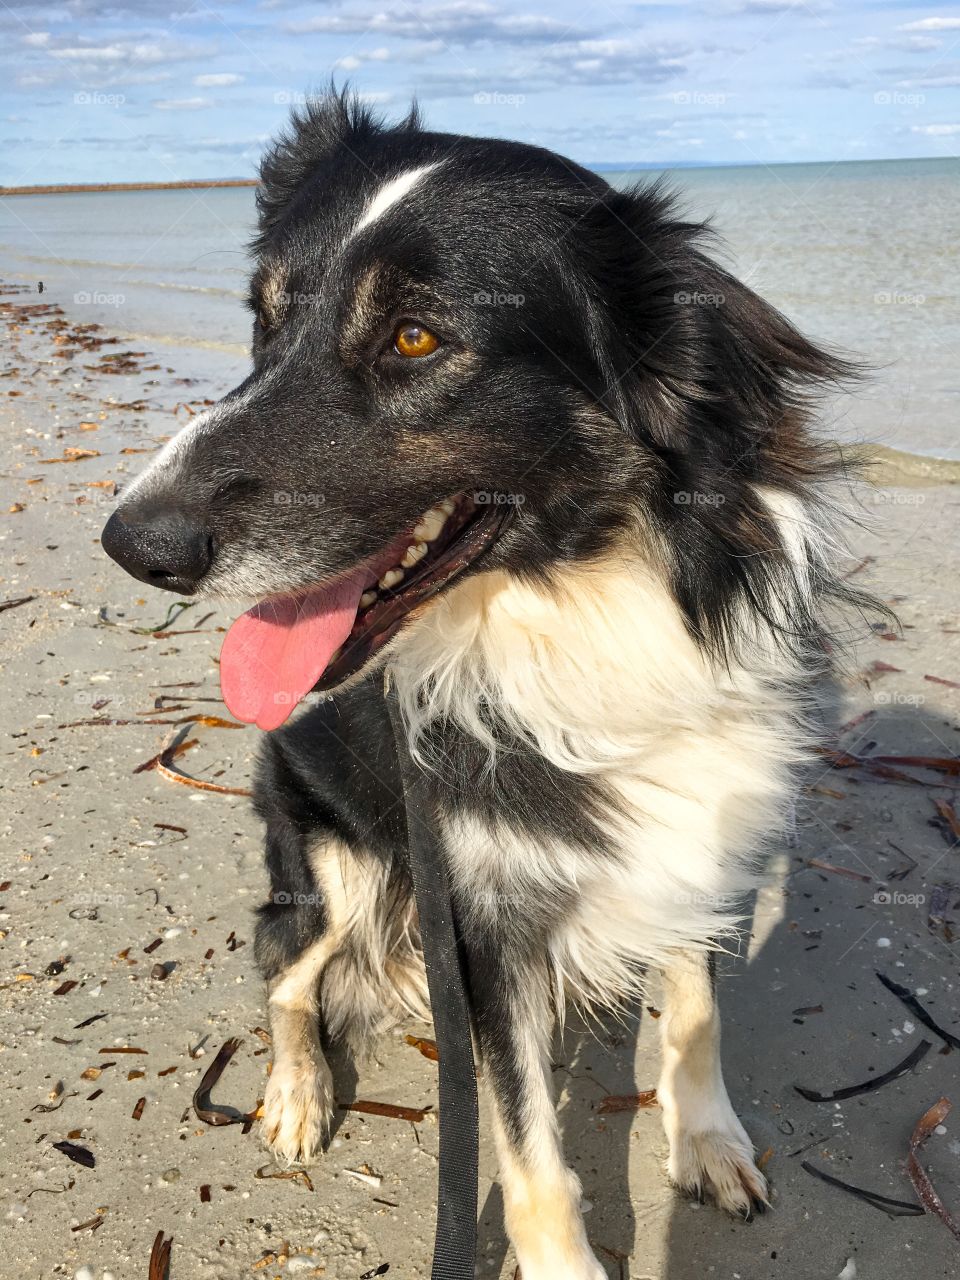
[102, 94, 865, 1278]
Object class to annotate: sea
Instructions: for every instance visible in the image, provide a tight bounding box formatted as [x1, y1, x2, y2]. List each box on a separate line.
[1, 156, 957, 459]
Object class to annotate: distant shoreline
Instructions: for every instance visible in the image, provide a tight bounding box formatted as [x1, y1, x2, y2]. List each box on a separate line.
[0, 155, 944, 197]
[0, 179, 257, 197]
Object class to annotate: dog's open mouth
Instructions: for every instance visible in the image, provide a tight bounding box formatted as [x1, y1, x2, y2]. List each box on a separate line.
[219, 493, 510, 731]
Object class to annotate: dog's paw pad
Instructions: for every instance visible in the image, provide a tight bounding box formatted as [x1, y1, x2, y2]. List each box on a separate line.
[667, 1128, 769, 1217]
[260, 1057, 335, 1165]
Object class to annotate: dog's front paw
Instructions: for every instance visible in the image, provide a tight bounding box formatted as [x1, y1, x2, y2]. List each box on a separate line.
[261, 1054, 335, 1165]
[666, 1116, 769, 1217]
[512, 1244, 608, 1280]
[504, 1167, 608, 1280]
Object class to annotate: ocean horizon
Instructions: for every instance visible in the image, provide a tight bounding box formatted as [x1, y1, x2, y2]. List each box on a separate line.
[2, 155, 956, 459]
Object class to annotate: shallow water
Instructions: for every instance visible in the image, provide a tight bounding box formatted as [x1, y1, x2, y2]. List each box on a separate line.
[1, 156, 956, 457]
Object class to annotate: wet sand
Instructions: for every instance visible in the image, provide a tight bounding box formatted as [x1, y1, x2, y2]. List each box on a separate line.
[1, 281, 959, 1279]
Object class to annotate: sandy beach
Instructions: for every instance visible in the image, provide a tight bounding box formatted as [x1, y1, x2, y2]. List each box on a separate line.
[2, 281, 959, 1280]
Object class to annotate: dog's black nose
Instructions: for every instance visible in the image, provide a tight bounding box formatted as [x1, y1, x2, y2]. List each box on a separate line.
[101, 509, 213, 594]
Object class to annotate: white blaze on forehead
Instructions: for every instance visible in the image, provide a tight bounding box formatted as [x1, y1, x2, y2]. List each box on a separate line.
[353, 163, 439, 235]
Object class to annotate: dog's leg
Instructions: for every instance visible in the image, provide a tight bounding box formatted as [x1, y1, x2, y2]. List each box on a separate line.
[657, 949, 768, 1214]
[468, 944, 606, 1280]
[255, 815, 345, 1165]
[259, 929, 338, 1165]
[257, 825, 425, 1165]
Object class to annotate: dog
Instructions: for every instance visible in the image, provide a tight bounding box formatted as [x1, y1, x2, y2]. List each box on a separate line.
[102, 93, 869, 1279]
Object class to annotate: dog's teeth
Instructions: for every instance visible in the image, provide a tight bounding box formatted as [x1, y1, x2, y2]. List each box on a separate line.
[401, 541, 428, 568]
[438, 498, 456, 516]
[379, 568, 404, 590]
[359, 590, 377, 609]
[414, 507, 448, 542]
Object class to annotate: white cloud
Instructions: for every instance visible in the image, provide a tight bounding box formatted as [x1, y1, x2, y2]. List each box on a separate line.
[897, 35, 943, 51]
[732, 0, 824, 11]
[22, 32, 50, 47]
[539, 37, 687, 85]
[335, 47, 392, 71]
[47, 40, 200, 66]
[153, 96, 212, 110]
[896, 73, 960, 88]
[287, 2, 584, 44]
[194, 73, 243, 87]
[900, 17, 960, 32]
[50, 44, 129, 62]
[911, 123, 960, 135]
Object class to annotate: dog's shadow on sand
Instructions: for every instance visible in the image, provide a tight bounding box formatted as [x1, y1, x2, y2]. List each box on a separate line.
[478, 699, 959, 1278]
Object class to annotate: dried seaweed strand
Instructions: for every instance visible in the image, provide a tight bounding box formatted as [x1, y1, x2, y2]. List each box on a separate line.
[148, 1230, 173, 1280]
[254, 1165, 314, 1191]
[801, 1161, 923, 1217]
[0, 595, 35, 613]
[877, 972, 960, 1052]
[907, 1096, 960, 1242]
[598, 1090, 658, 1114]
[193, 1037, 244, 1126]
[934, 799, 960, 840]
[340, 1099, 429, 1123]
[806, 858, 871, 883]
[404, 1034, 439, 1062]
[133, 735, 198, 775]
[155, 731, 252, 796]
[795, 1038, 932, 1102]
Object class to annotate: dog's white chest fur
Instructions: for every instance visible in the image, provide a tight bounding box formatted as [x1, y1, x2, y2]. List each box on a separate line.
[393, 501, 816, 1008]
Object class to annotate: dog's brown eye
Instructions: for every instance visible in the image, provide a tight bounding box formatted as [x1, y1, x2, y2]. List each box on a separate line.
[394, 323, 439, 358]
[256, 309, 271, 333]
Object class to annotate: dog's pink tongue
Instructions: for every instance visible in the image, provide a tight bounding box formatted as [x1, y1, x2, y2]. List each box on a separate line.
[220, 574, 365, 731]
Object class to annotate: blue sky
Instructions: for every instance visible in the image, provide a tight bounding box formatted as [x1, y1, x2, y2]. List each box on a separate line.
[1, 0, 958, 184]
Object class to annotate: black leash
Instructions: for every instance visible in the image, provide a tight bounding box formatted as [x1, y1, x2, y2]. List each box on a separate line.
[384, 675, 479, 1280]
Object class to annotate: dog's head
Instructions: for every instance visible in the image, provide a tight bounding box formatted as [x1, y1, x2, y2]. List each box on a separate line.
[102, 93, 851, 729]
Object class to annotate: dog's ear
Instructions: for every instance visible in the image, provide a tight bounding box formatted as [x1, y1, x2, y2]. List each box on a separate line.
[255, 87, 422, 242]
[580, 182, 858, 464]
